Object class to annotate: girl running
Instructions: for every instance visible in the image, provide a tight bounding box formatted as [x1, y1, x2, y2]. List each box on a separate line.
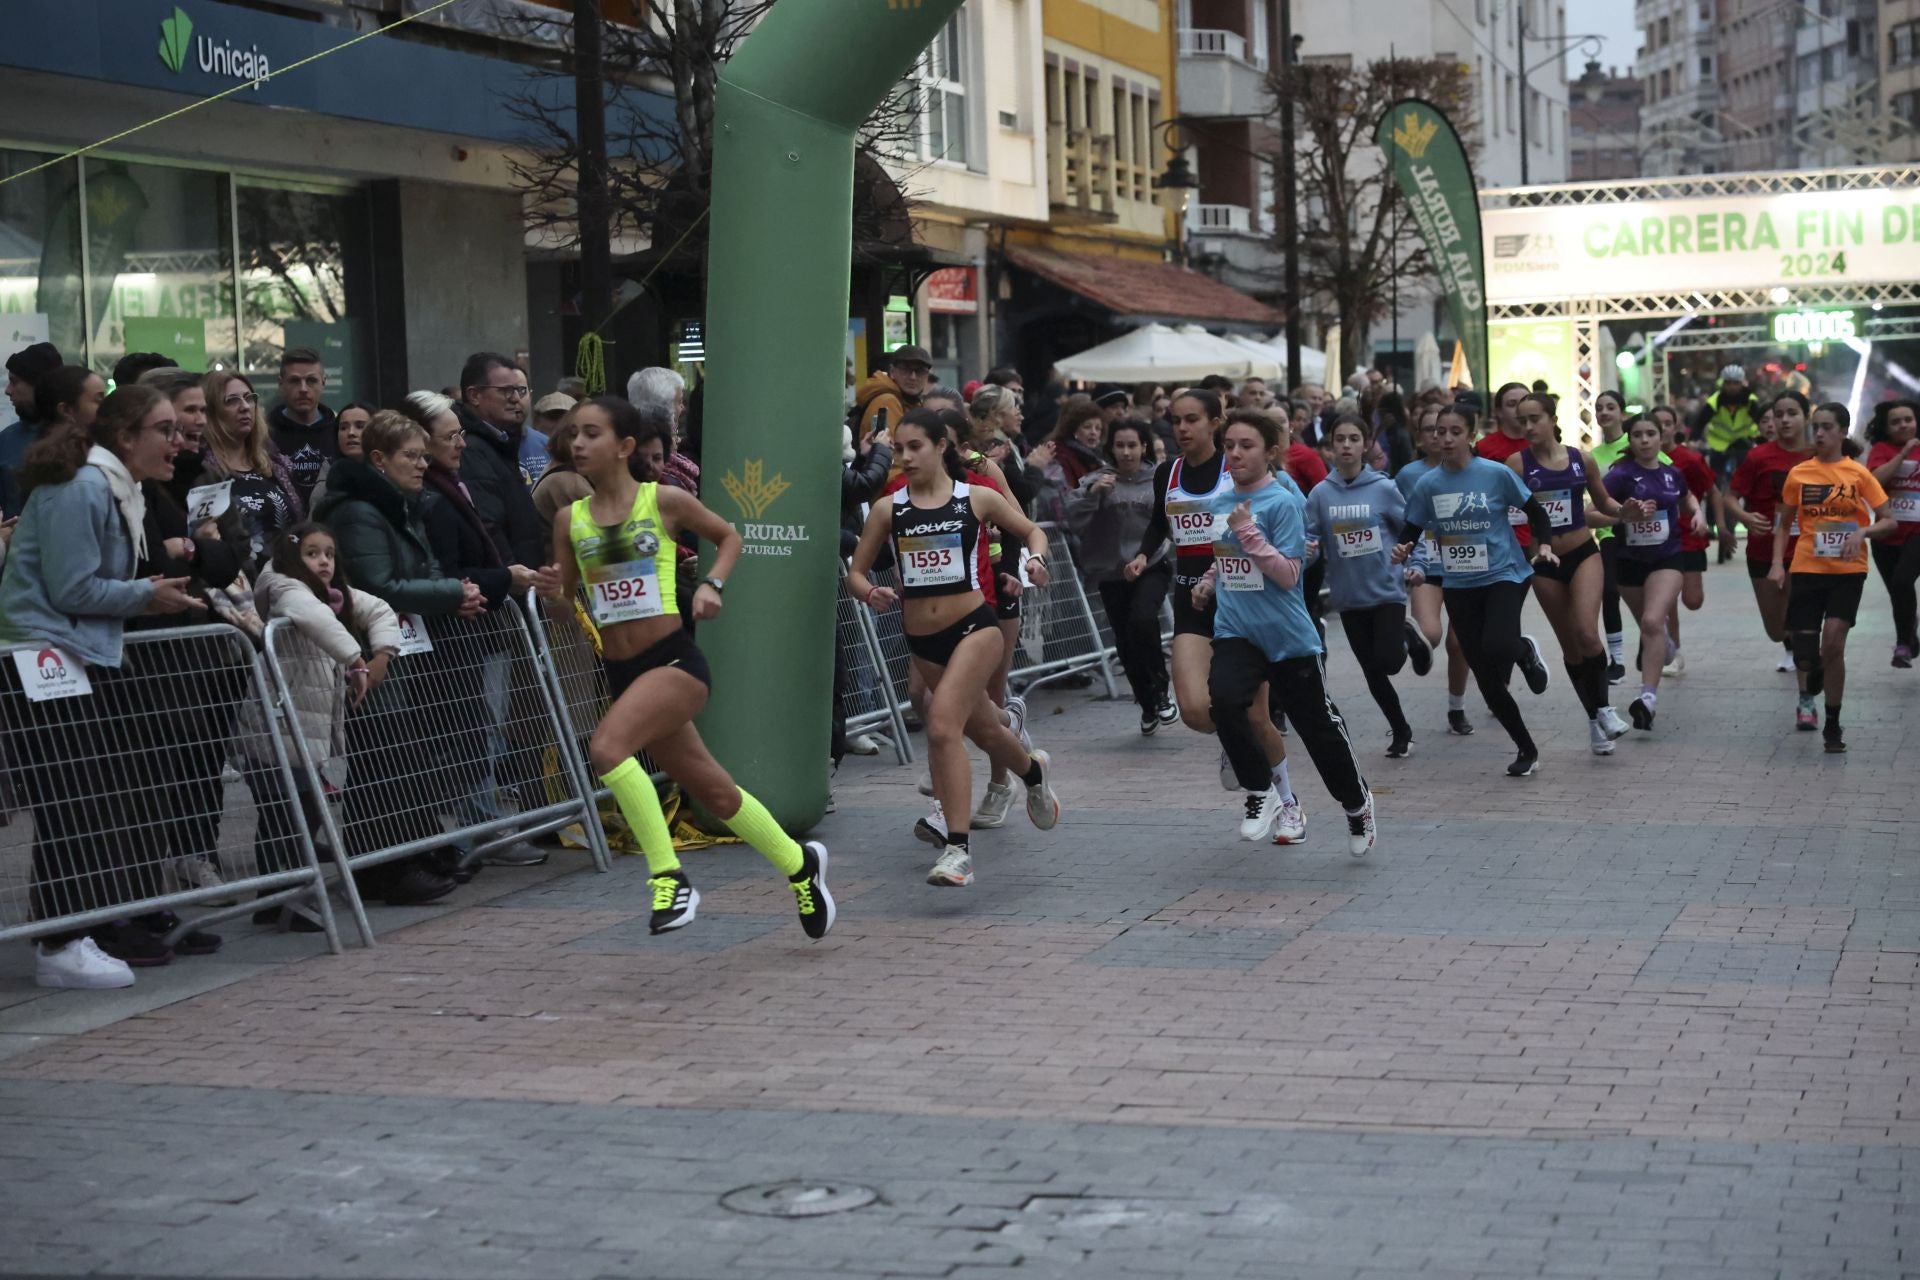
[1397, 405, 1477, 736]
[1864, 399, 1920, 667]
[1587, 390, 1632, 682]
[849, 412, 1060, 887]
[1193, 413, 1377, 856]
[1394, 404, 1560, 777]
[1305, 415, 1432, 757]
[538, 397, 833, 937]
[1604, 415, 1706, 732]
[1770, 402, 1894, 752]
[1655, 404, 1720, 676]
[1505, 391, 1635, 753]
[1128, 391, 1298, 841]
[1729, 390, 1816, 698]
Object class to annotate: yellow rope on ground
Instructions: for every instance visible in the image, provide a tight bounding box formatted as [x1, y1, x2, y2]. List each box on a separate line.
[0, 0, 463, 189]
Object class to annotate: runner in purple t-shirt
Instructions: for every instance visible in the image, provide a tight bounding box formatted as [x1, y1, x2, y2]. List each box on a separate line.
[1603, 414, 1707, 733]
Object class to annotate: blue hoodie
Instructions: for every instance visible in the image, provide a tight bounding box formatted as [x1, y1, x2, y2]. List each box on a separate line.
[1304, 464, 1409, 611]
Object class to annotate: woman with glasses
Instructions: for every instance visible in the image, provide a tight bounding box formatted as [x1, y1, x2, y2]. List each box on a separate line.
[197, 371, 303, 571]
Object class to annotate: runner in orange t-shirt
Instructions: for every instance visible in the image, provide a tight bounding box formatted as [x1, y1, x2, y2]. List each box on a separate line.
[1770, 402, 1895, 751]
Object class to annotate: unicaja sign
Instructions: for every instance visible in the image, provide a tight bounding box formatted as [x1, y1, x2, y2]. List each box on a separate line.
[158, 6, 272, 90]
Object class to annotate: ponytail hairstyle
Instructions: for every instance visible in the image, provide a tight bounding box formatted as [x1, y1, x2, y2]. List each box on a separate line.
[1170, 388, 1224, 424]
[1813, 401, 1864, 457]
[271, 519, 360, 633]
[1517, 390, 1563, 442]
[897, 407, 969, 484]
[19, 383, 165, 498]
[585, 394, 667, 482]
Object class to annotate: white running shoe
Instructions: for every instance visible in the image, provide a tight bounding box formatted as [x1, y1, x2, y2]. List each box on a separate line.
[1273, 795, 1307, 845]
[972, 781, 1015, 829]
[1345, 793, 1377, 859]
[36, 937, 135, 990]
[1662, 650, 1687, 678]
[913, 800, 948, 847]
[1004, 695, 1032, 752]
[1239, 786, 1281, 842]
[1589, 720, 1615, 756]
[1022, 750, 1060, 830]
[1776, 646, 1796, 674]
[1219, 748, 1240, 792]
[916, 772, 936, 797]
[1595, 705, 1630, 740]
[927, 844, 974, 887]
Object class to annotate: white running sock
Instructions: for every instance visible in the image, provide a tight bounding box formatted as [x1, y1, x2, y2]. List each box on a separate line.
[1606, 632, 1625, 662]
[1271, 759, 1293, 803]
[1448, 693, 1466, 711]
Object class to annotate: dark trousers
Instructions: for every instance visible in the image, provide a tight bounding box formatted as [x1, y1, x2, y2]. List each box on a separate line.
[1339, 603, 1411, 737]
[127, 631, 246, 866]
[1871, 538, 1920, 651]
[1097, 563, 1172, 708]
[1210, 637, 1367, 811]
[1443, 578, 1535, 754]
[2, 658, 166, 944]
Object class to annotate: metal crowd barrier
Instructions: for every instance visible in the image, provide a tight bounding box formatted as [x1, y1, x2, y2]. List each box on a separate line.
[264, 598, 611, 946]
[0, 625, 345, 953]
[1008, 522, 1120, 698]
[836, 560, 913, 764]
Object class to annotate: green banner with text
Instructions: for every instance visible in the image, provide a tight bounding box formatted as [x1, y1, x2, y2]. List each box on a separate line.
[1375, 99, 1487, 393]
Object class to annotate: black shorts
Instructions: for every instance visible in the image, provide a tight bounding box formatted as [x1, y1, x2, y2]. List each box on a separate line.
[1531, 537, 1599, 585]
[907, 603, 1001, 666]
[604, 627, 711, 698]
[1678, 549, 1708, 573]
[994, 595, 1021, 621]
[1747, 558, 1773, 581]
[1616, 553, 1686, 587]
[1786, 572, 1866, 629]
[1171, 576, 1216, 638]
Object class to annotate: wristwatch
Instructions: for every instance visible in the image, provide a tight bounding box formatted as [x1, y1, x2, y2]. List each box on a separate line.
[700, 575, 726, 594]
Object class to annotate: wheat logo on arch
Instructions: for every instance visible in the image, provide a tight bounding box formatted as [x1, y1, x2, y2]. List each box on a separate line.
[723, 458, 791, 521]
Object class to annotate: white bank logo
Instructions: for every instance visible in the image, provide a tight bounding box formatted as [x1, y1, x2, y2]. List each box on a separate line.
[158, 6, 273, 90]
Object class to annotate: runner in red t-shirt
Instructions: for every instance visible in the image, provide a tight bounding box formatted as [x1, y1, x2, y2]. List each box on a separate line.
[1865, 398, 1920, 665]
[1475, 382, 1535, 552]
[1657, 404, 1721, 678]
[1727, 390, 1815, 679]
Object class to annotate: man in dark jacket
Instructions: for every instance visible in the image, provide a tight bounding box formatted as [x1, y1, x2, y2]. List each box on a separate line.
[1, 340, 62, 518]
[265, 347, 339, 509]
[454, 352, 546, 567]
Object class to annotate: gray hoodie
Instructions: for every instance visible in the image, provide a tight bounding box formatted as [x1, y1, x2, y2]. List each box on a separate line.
[1065, 463, 1166, 582]
[1303, 464, 1407, 611]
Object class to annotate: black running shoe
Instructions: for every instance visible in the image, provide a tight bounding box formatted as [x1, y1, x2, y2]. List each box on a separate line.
[1607, 660, 1626, 685]
[1140, 706, 1159, 736]
[789, 842, 835, 939]
[1519, 635, 1550, 696]
[1629, 696, 1654, 731]
[648, 870, 699, 934]
[1447, 709, 1474, 736]
[1386, 728, 1413, 758]
[1405, 621, 1433, 678]
[1823, 725, 1847, 754]
[1506, 750, 1539, 778]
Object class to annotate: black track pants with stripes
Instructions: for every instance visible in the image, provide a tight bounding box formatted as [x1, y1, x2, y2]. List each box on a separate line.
[1210, 637, 1369, 811]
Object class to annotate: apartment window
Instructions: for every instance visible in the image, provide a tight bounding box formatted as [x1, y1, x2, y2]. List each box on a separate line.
[1700, 55, 1712, 77]
[1658, 15, 1670, 45]
[911, 14, 969, 165]
[1660, 67, 1672, 98]
[1894, 91, 1920, 128]
[1892, 21, 1920, 67]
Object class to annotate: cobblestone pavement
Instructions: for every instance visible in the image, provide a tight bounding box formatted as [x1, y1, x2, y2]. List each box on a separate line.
[1, 565, 1916, 1278]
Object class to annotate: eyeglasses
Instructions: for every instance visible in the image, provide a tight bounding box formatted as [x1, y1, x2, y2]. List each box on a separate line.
[223, 392, 259, 409]
[482, 384, 531, 399]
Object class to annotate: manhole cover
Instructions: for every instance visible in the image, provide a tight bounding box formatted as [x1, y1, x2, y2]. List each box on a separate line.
[719, 1181, 880, 1218]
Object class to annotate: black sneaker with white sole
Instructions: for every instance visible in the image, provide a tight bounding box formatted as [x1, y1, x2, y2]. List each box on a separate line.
[1629, 696, 1655, 731]
[788, 842, 835, 939]
[648, 870, 699, 934]
[1140, 706, 1159, 736]
[1518, 635, 1550, 696]
[1506, 750, 1539, 778]
[1386, 728, 1413, 759]
[1447, 709, 1474, 736]
[1404, 621, 1433, 678]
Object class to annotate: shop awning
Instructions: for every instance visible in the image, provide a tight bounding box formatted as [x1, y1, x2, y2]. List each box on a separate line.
[1004, 244, 1281, 329]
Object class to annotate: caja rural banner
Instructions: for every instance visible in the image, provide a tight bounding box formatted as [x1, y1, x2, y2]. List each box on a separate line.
[1375, 100, 1488, 393]
[1484, 188, 1920, 304]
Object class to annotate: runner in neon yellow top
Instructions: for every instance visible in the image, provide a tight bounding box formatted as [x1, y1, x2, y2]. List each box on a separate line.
[536, 395, 833, 940]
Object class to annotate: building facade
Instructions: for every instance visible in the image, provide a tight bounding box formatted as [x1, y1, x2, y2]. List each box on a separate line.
[1570, 61, 1644, 181]
[1635, 0, 1720, 174]
[1886, 0, 1920, 160]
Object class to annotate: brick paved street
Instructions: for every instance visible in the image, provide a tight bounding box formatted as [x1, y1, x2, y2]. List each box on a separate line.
[2, 565, 1916, 1278]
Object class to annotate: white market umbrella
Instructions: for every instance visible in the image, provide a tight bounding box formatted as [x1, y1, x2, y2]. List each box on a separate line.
[1413, 331, 1443, 392]
[1171, 325, 1282, 379]
[1056, 323, 1267, 383]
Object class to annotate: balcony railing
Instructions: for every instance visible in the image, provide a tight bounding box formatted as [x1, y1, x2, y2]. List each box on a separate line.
[1179, 27, 1268, 72]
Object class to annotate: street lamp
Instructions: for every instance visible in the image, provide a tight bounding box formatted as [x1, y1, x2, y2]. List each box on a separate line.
[1152, 150, 1200, 266]
[1517, 14, 1603, 184]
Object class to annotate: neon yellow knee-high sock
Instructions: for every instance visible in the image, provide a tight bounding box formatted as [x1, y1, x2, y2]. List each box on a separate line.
[600, 758, 680, 877]
[720, 787, 804, 877]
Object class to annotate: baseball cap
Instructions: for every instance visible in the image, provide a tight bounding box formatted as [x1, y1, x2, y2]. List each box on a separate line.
[888, 344, 932, 369]
[533, 392, 576, 416]
[1719, 364, 1747, 383]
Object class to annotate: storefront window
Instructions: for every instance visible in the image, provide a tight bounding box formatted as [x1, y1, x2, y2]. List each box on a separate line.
[0, 149, 85, 367]
[238, 181, 372, 400]
[84, 158, 237, 376]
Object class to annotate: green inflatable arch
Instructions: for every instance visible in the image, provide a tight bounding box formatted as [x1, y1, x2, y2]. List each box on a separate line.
[697, 0, 966, 828]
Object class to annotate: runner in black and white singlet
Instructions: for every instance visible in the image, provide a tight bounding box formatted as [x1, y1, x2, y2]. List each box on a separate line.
[1127, 390, 1299, 840]
[849, 413, 1061, 889]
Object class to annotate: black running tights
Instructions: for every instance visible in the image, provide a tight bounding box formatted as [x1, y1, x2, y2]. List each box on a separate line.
[1442, 579, 1536, 754]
